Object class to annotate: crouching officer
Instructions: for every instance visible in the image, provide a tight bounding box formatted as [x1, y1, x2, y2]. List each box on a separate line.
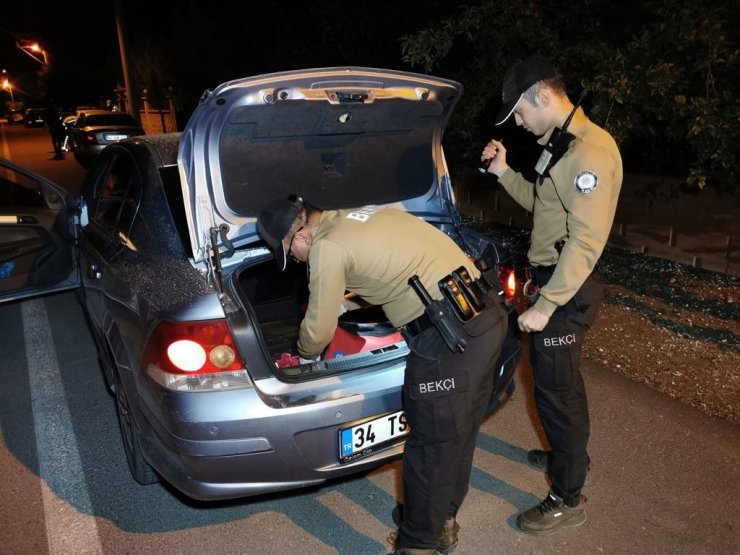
[257, 196, 508, 555]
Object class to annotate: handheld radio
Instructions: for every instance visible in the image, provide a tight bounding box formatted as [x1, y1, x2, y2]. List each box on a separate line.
[534, 89, 588, 178]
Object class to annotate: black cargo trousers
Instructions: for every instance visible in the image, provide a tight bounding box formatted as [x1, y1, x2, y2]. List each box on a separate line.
[396, 295, 507, 550]
[529, 266, 604, 506]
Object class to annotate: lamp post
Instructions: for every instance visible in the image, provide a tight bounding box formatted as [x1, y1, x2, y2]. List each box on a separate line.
[115, 0, 137, 117]
[2, 78, 14, 102]
[17, 40, 49, 67]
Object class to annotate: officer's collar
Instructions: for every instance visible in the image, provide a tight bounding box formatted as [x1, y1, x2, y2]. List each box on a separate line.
[537, 107, 588, 146]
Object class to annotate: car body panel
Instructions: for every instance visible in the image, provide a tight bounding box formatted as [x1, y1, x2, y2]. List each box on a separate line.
[178, 67, 463, 268]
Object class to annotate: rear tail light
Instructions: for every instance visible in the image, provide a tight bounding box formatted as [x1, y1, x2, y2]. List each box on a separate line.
[142, 320, 251, 391]
[498, 264, 517, 303]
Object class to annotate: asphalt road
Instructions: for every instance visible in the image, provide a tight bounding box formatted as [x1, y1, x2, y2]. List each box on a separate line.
[1, 123, 738, 554]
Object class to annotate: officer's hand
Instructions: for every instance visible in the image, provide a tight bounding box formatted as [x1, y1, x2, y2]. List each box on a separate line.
[517, 306, 550, 333]
[481, 139, 510, 178]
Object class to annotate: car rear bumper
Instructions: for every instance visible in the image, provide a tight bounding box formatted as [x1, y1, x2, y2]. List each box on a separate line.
[130, 311, 522, 502]
[140, 427, 406, 501]
[134, 374, 408, 500]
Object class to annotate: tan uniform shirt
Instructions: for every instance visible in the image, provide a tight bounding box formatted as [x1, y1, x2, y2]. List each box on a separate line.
[499, 108, 623, 316]
[297, 206, 479, 358]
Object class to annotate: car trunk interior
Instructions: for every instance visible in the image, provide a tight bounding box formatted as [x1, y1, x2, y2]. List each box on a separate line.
[236, 258, 406, 374]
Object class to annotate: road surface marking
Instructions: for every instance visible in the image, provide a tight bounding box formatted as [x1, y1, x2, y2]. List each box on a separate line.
[23, 298, 103, 554]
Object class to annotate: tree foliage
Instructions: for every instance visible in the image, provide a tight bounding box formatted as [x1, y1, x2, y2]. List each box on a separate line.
[400, 0, 739, 193]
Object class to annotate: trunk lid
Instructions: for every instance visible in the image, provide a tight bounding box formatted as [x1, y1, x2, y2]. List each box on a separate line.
[177, 67, 463, 269]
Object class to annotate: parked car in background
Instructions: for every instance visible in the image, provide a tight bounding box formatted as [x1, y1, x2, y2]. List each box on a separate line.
[24, 108, 46, 127]
[70, 110, 144, 166]
[6, 106, 24, 124]
[0, 67, 523, 502]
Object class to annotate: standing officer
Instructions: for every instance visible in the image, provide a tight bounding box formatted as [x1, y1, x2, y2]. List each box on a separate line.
[257, 198, 508, 554]
[481, 55, 622, 534]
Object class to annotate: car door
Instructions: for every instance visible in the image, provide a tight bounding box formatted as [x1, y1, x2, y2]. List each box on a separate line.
[75, 148, 143, 332]
[0, 158, 79, 302]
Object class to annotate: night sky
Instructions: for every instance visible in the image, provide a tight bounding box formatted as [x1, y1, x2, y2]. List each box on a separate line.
[2, 0, 468, 116]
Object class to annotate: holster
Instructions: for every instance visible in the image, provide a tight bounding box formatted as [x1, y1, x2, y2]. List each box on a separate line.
[473, 244, 505, 298]
[408, 275, 469, 353]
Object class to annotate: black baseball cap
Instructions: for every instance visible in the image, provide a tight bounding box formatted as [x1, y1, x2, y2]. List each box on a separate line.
[495, 55, 558, 125]
[257, 195, 303, 271]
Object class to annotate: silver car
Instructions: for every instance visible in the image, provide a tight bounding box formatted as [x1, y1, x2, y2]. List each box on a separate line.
[70, 110, 145, 166]
[0, 67, 522, 501]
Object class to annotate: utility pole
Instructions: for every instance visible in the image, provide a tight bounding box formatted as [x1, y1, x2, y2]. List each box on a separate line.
[115, 0, 137, 117]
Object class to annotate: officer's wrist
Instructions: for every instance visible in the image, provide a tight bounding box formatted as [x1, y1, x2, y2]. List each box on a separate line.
[492, 165, 510, 179]
[533, 296, 558, 317]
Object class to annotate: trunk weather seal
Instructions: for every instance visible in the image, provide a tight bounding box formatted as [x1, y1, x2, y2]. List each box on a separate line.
[274, 341, 410, 382]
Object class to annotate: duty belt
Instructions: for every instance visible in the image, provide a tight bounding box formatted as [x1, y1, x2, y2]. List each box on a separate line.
[403, 312, 435, 338]
[404, 267, 490, 351]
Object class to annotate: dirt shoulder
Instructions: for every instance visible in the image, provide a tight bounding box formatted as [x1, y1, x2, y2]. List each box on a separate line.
[468, 220, 740, 425]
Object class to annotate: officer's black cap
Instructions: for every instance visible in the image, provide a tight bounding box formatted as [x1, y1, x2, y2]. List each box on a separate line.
[257, 195, 303, 272]
[495, 56, 558, 125]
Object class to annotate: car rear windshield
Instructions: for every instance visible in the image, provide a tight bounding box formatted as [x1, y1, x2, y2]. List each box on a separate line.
[84, 114, 139, 126]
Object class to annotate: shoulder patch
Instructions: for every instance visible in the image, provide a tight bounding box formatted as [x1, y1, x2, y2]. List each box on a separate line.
[574, 171, 598, 194]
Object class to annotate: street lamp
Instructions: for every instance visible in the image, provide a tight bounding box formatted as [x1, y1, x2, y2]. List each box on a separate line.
[1, 78, 14, 101]
[17, 40, 49, 66]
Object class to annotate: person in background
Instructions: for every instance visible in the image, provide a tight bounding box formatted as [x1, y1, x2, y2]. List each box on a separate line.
[43, 100, 66, 159]
[257, 196, 508, 554]
[481, 55, 623, 535]
[60, 114, 76, 152]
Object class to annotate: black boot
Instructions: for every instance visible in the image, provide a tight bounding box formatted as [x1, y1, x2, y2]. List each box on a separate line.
[391, 503, 459, 554]
[436, 516, 459, 554]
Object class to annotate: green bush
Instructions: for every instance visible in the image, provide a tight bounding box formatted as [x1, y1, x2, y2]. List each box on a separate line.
[400, 0, 739, 193]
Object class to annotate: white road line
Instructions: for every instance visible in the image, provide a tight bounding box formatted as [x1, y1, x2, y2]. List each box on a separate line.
[0, 122, 10, 160]
[22, 298, 103, 554]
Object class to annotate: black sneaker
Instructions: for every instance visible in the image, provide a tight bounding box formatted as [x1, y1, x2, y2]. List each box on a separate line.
[516, 491, 586, 535]
[526, 450, 592, 475]
[391, 503, 458, 554]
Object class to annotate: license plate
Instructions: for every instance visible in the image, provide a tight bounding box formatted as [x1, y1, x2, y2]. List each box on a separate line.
[105, 134, 127, 141]
[338, 410, 409, 464]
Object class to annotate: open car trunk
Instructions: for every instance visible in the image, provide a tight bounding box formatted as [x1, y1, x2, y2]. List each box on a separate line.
[236, 257, 409, 380]
[232, 222, 520, 387]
